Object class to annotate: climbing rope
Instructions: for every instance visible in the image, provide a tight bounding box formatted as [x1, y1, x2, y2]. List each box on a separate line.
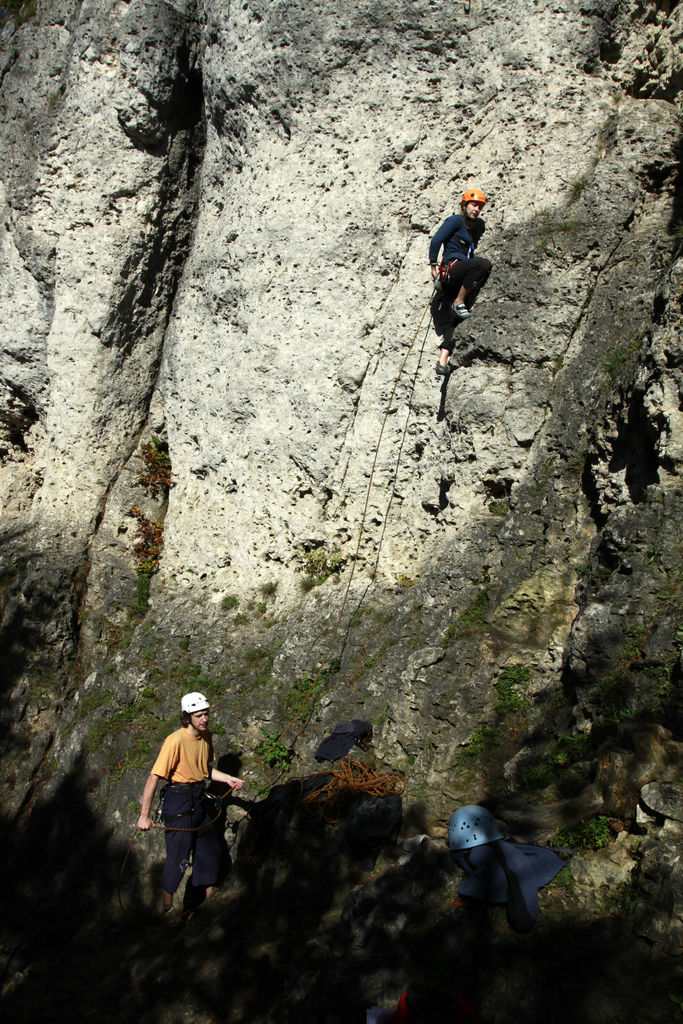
[244, 291, 436, 776]
[118, 784, 236, 922]
[121, 291, 436, 909]
[298, 757, 405, 824]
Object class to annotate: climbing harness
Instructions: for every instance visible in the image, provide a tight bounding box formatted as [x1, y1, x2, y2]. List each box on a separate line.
[155, 780, 220, 827]
[118, 779, 236, 926]
[435, 257, 460, 291]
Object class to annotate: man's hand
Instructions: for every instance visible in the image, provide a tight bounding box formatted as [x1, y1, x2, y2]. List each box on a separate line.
[210, 767, 246, 791]
[137, 812, 154, 831]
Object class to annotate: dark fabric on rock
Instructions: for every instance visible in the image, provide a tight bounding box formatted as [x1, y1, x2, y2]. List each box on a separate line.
[249, 774, 333, 829]
[314, 720, 372, 762]
[339, 793, 402, 870]
[451, 839, 565, 933]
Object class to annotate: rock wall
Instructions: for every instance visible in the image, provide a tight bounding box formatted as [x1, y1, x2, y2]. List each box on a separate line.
[0, 1, 682, 1021]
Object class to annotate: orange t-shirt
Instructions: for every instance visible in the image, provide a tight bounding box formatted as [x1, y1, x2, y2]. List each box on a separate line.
[151, 727, 214, 783]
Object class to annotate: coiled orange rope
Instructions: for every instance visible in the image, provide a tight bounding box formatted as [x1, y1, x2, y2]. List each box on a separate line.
[298, 757, 405, 824]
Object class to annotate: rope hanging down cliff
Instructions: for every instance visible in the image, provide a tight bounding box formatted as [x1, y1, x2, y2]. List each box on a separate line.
[121, 295, 434, 917]
[243, 290, 436, 775]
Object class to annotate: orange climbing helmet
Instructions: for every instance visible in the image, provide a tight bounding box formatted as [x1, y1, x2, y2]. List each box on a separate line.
[461, 188, 487, 206]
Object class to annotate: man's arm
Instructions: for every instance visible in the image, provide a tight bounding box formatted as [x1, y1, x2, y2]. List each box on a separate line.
[210, 766, 245, 791]
[428, 214, 461, 265]
[137, 773, 162, 830]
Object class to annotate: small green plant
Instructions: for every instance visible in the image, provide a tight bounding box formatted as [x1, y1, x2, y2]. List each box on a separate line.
[601, 336, 641, 379]
[80, 687, 163, 778]
[619, 626, 648, 666]
[536, 214, 584, 249]
[74, 688, 114, 723]
[645, 662, 674, 714]
[373, 705, 388, 729]
[551, 219, 583, 233]
[646, 543, 662, 565]
[442, 589, 489, 647]
[256, 729, 291, 771]
[349, 606, 365, 627]
[553, 814, 612, 851]
[607, 881, 634, 916]
[518, 760, 555, 791]
[489, 500, 509, 517]
[594, 672, 633, 723]
[395, 572, 418, 589]
[495, 664, 531, 713]
[668, 993, 683, 1020]
[2, 0, 37, 25]
[465, 723, 501, 757]
[569, 176, 589, 203]
[244, 647, 275, 687]
[183, 664, 223, 702]
[222, 594, 239, 611]
[129, 506, 164, 576]
[260, 581, 278, 597]
[298, 546, 346, 590]
[656, 564, 683, 604]
[517, 732, 591, 794]
[283, 673, 326, 719]
[566, 450, 585, 476]
[134, 438, 172, 498]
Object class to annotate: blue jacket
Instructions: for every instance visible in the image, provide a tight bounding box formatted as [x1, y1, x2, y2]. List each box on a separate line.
[429, 214, 485, 264]
[451, 839, 565, 933]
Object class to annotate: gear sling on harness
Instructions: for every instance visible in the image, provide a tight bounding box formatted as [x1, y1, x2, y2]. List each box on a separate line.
[436, 256, 491, 301]
[159, 781, 223, 894]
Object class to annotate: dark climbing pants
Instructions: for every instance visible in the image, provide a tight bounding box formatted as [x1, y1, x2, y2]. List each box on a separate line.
[161, 782, 222, 894]
[442, 256, 492, 306]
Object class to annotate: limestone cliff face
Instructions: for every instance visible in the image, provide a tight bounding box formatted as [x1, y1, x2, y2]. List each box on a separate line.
[0, 1, 682, 1021]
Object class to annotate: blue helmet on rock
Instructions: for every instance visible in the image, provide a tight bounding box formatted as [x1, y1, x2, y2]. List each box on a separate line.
[448, 805, 503, 851]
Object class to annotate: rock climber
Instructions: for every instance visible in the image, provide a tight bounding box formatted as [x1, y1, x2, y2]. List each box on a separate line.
[136, 691, 245, 921]
[429, 188, 492, 377]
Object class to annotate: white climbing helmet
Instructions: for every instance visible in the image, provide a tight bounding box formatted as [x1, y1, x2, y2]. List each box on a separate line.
[181, 691, 210, 714]
[448, 805, 503, 851]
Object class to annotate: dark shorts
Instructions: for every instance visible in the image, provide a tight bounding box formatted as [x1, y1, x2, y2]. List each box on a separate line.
[433, 257, 492, 353]
[441, 256, 492, 300]
[161, 782, 222, 894]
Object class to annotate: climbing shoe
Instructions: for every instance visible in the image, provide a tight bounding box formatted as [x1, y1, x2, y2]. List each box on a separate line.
[452, 302, 471, 320]
[435, 362, 451, 377]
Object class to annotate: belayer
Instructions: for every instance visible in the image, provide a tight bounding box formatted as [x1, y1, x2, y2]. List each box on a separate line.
[136, 691, 246, 922]
[429, 188, 492, 377]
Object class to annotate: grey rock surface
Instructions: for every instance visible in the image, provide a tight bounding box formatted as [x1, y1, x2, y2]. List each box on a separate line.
[1, 0, 682, 1021]
[641, 780, 683, 822]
